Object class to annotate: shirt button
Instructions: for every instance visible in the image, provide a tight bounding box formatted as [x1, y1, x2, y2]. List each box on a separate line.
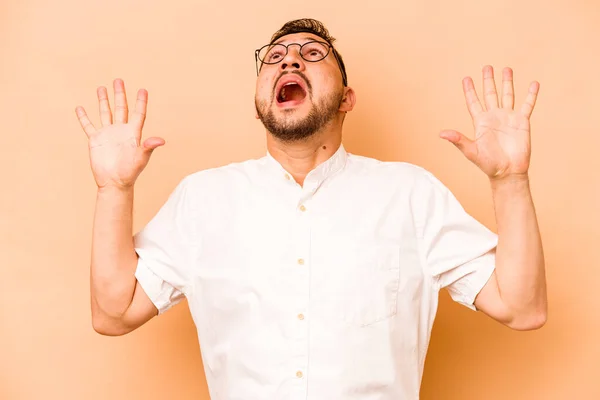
[299, 205, 306, 212]
[297, 313, 305, 320]
[296, 371, 303, 378]
[297, 258, 304, 265]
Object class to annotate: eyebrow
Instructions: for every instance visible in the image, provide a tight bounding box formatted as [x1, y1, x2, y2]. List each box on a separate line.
[273, 36, 319, 45]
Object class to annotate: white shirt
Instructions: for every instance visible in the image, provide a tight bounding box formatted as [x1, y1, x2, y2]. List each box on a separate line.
[133, 144, 498, 400]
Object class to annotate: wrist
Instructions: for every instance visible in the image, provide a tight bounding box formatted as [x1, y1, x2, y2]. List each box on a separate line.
[490, 173, 531, 197]
[490, 172, 529, 187]
[97, 184, 135, 197]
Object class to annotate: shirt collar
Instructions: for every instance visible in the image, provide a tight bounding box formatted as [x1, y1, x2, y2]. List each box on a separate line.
[265, 143, 348, 189]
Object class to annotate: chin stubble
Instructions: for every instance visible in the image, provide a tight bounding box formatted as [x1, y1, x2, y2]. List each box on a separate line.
[255, 89, 344, 143]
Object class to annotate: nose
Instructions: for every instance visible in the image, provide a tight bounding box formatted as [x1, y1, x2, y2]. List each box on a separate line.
[280, 44, 305, 73]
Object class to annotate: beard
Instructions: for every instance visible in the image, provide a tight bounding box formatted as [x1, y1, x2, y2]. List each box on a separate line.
[255, 88, 344, 143]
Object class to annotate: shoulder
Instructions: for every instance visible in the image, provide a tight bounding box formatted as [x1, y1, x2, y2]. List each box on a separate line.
[345, 152, 443, 189]
[163, 158, 268, 213]
[343, 153, 459, 213]
[178, 156, 268, 190]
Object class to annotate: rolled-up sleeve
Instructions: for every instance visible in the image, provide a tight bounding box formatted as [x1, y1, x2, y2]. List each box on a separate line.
[133, 177, 197, 315]
[414, 170, 498, 311]
[134, 258, 184, 314]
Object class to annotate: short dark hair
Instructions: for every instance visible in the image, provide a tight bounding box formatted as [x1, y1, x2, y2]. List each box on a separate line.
[268, 18, 348, 86]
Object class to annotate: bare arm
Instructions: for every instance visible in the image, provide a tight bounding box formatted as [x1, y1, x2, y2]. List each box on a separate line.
[89, 186, 157, 336]
[76, 79, 165, 335]
[474, 176, 547, 330]
[440, 66, 547, 330]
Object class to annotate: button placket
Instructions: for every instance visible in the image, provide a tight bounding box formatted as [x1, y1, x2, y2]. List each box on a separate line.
[289, 192, 311, 392]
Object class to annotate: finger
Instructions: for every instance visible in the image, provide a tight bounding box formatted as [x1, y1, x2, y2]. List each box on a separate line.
[97, 86, 112, 126]
[75, 106, 96, 137]
[440, 129, 477, 163]
[137, 137, 166, 165]
[131, 89, 148, 129]
[520, 81, 540, 118]
[482, 65, 499, 110]
[113, 78, 128, 123]
[501, 67, 514, 109]
[462, 77, 484, 118]
[142, 137, 165, 152]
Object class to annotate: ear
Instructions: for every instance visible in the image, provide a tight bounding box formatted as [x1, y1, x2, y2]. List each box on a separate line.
[339, 86, 356, 113]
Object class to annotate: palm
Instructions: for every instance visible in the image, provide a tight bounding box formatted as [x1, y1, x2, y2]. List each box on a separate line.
[471, 108, 531, 178]
[88, 124, 141, 188]
[76, 79, 165, 189]
[441, 66, 539, 180]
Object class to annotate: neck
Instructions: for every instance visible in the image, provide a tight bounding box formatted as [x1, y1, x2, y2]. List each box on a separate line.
[266, 129, 342, 186]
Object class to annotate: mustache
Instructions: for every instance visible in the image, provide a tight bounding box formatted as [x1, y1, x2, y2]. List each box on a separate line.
[274, 71, 312, 96]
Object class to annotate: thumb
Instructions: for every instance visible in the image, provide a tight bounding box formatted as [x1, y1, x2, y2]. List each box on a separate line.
[138, 137, 165, 162]
[141, 137, 165, 152]
[439, 130, 477, 162]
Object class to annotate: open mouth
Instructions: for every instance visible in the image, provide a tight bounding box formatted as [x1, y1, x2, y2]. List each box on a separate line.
[277, 82, 307, 105]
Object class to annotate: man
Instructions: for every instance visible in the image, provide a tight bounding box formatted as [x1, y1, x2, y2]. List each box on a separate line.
[76, 18, 547, 400]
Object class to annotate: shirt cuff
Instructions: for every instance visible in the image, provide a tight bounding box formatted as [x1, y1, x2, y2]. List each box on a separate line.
[447, 251, 496, 311]
[134, 257, 184, 315]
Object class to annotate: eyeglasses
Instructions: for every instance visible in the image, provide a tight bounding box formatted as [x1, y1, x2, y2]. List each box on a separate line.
[255, 40, 348, 86]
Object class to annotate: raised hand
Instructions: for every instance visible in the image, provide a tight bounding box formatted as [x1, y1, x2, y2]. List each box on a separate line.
[76, 79, 165, 190]
[440, 66, 539, 181]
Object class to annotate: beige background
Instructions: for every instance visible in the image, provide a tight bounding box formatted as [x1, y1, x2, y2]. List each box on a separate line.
[1, 0, 599, 399]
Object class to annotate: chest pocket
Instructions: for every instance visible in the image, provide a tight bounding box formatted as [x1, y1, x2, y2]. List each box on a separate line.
[317, 243, 401, 327]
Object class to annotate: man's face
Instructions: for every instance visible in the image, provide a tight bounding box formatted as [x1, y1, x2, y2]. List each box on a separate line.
[254, 33, 346, 142]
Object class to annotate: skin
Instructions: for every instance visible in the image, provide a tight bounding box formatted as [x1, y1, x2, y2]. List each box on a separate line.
[75, 32, 546, 335]
[441, 67, 547, 330]
[253, 33, 356, 186]
[76, 81, 160, 335]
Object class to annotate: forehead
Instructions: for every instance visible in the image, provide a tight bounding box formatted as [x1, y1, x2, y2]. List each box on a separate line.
[272, 33, 324, 45]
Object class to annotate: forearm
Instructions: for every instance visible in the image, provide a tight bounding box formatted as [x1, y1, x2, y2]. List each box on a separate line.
[91, 186, 139, 319]
[491, 175, 547, 320]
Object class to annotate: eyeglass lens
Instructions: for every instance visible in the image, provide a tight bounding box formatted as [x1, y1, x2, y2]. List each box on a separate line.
[258, 42, 330, 64]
